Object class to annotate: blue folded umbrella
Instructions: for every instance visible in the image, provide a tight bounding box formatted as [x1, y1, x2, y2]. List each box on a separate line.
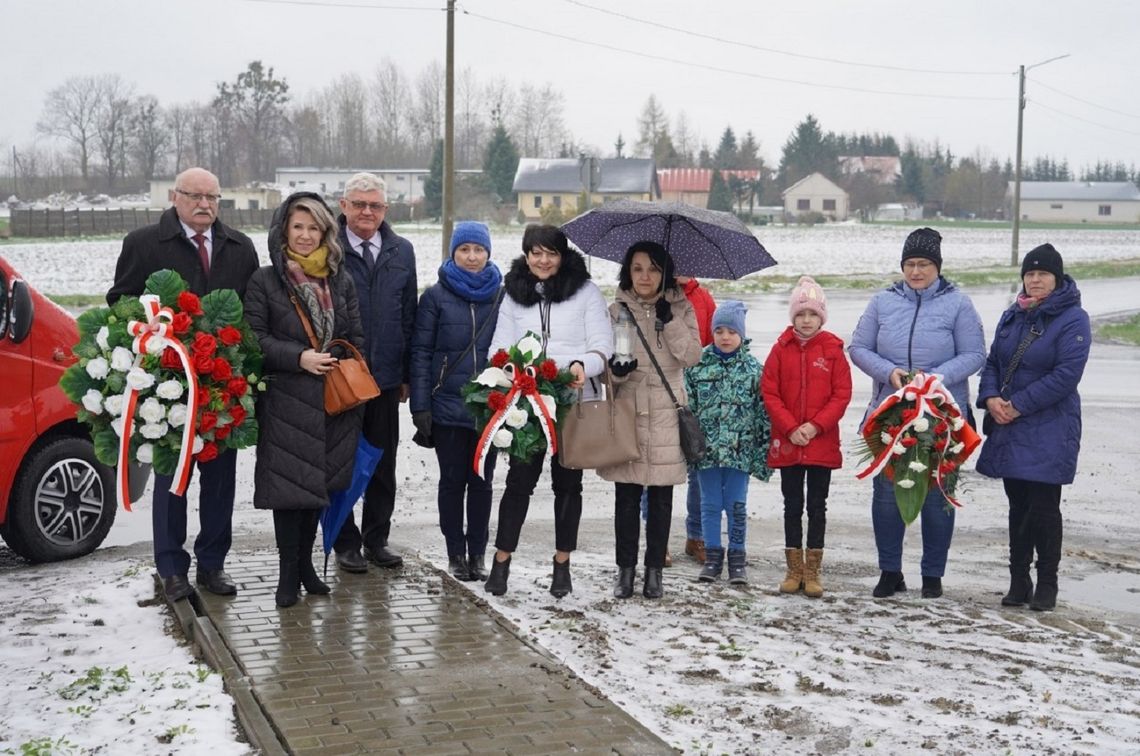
[321, 437, 383, 574]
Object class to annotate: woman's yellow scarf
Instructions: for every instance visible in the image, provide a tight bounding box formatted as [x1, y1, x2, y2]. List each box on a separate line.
[286, 245, 330, 278]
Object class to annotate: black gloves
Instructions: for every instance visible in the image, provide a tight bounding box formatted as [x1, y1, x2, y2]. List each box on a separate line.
[654, 297, 673, 325]
[412, 411, 433, 447]
[609, 356, 638, 377]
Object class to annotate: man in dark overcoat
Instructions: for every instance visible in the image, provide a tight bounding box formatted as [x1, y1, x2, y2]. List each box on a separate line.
[330, 172, 417, 572]
[107, 167, 260, 601]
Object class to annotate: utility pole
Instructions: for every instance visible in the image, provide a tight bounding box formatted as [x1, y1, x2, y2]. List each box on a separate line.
[1010, 54, 1069, 266]
[441, 0, 455, 262]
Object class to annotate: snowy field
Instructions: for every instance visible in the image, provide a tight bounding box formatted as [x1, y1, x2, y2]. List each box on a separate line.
[4, 223, 1140, 297]
[2, 237, 1139, 754]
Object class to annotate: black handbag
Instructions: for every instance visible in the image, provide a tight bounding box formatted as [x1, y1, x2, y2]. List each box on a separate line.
[624, 303, 707, 463]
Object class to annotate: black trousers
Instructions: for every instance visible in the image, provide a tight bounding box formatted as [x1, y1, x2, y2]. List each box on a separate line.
[1003, 478, 1063, 583]
[492, 451, 583, 554]
[151, 447, 237, 577]
[780, 465, 831, 549]
[615, 483, 673, 569]
[433, 425, 497, 558]
[272, 508, 321, 560]
[335, 390, 400, 553]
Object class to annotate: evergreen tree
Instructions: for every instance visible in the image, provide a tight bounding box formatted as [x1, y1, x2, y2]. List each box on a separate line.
[713, 127, 738, 168]
[424, 139, 444, 219]
[897, 148, 925, 204]
[738, 131, 761, 170]
[483, 123, 519, 204]
[707, 170, 733, 211]
[614, 132, 625, 158]
[778, 114, 837, 187]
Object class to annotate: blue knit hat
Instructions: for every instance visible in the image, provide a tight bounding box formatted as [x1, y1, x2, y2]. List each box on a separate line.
[711, 300, 747, 338]
[450, 221, 491, 258]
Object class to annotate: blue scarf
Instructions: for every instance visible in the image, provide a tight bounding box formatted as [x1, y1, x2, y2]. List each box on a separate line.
[712, 344, 740, 360]
[440, 259, 502, 302]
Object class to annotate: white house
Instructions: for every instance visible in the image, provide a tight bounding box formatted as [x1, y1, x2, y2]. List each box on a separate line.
[274, 167, 482, 203]
[1009, 181, 1140, 223]
[782, 173, 849, 221]
[839, 156, 901, 185]
[148, 180, 280, 210]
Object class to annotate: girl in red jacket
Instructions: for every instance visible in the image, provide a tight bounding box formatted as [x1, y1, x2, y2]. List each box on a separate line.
[761, 276, 852, 598]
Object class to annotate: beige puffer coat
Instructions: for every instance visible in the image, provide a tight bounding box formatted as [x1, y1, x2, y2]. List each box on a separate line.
[597, 286, 702, 487]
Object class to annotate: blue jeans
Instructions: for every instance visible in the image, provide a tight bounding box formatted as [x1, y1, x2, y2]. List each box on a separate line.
[871, 474, 955, 577]
[696, 467, 750, 551]
[641, 467, 702, 539]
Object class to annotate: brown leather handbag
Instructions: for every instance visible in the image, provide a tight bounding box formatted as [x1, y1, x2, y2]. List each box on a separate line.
[558, 360, 640, 471]
[291, 296, 380, 415]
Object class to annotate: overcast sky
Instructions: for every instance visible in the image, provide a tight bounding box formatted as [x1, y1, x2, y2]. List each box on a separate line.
[4, 0, 1139, 173]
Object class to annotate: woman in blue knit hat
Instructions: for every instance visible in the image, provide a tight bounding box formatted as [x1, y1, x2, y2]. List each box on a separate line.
[409, 221, 503, 581]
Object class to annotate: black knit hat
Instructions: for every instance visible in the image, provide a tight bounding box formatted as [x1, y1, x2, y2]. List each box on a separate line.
[1021, 243, 1064, 281]
[901, 227, 943, 271]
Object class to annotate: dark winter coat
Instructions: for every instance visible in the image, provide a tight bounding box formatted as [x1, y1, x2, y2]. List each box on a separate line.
[245, 194, 365, 510]
[976, 276, 1091, 485]
[761, 327, 852, 469]
[107, 207, 259, 304]
[338, 217, 417, 390]
[409, 266, 503, 429]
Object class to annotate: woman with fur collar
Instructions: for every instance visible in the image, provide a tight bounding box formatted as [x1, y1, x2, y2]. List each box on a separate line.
[482, 225, 613, 599]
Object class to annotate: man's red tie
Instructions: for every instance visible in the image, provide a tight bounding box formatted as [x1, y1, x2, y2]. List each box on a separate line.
[193, 233, 210, 274]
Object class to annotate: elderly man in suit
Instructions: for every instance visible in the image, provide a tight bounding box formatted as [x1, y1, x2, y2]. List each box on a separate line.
[108, 167, 260, 601]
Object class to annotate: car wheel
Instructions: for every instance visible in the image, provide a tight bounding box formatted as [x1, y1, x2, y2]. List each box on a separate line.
[3, 437, 117, 563]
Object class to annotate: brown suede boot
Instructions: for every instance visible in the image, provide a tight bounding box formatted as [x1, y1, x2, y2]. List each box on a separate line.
[803, 549, 824, 598]
[684, 538, 707, 564]
[779, 548, 804, 593]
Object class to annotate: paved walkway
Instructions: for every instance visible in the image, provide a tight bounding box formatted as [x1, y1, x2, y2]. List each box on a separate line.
[172, 551, 671, 755]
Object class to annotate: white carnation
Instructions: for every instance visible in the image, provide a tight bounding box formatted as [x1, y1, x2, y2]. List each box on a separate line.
[950, 441, 964, 455]
[103, 394, 124, 416]
[896, 479, 916, 489]
[156, 379, 184, 401]
[136, 443, 154, 464]
[951, 417, 965, 431]
[145, 335, 167, 355]
[139, 421, 169, 440]
[85, 357, 110, 380]
[126, 366, 156, 391]
[891, 443, 906, 457]
[138, 397, 166, 424]
[908, 460, 928, 472]
[492, 428, 513, 448]
[167, 403, 188, 428]
[81, 389, 105, 414]
[516, 335, 543, 361]
[912, 416, 930, 433]
[192, 436, 204, 454]
[880, 431, 893, 445]
[110, 417, 125, 437]
[95, 326, 110, 351]
[505, 407, 529, 429]
[540, 393, 557, 416]
[110, 346, 134, 372]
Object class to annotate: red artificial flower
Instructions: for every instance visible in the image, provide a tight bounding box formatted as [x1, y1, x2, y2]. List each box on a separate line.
[211, 358, 233, 381]
[539, 360, 558, 381]
[198, 410, 219, 434]
[934, 421, 949, 435]
[194, 353, 215, 375]
[516, 374, 537, 393]
[217, 325, 243, 347]
[939, 461, 957, 475]
[933, 438, 948, 452]
[196, 441, 219, 463]
[487, 391, 508, 412]
[900, 408, 917, 424]
[214, 424, 232, 441]
[177, 291, 203, 316]
[171, 312, 193, 335]
[160, 347, 182, 370]
[227, 378, 249, 397]
[886, 425, 901, 436]
[901, 436, 918, 448]
[218, 390, 232, 407]
[884, 465, 896, 481]
[192, 332, 218, 358]
[197, 387, 212, 407]
[229, 405, 247, 427]
[490, 350, 510, 368]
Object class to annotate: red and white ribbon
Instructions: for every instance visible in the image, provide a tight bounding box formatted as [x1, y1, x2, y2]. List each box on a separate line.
[472, 363, 559, 477]
[117, 294, 201, 511]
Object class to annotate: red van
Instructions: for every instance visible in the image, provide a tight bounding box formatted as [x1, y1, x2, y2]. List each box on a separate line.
[0, 255, 121, 562]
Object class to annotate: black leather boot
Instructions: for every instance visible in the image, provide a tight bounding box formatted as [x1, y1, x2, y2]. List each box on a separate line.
[699, 547, 725, 583]
[872, 571, 907, 598]
[298, 511, 330, 595]
[550, 557, 572, 598]
[1030, 501, 1063, 612]
[643, 567, 664, 599]
[1003, 501, 1034, 606]
[276, 559, 300, 608]
[727, 549, 748, 585]
[448, 555, 469, 580]
[1030, 580, 1058, 611]
[484, 554, 511, 596]
[921, 576, 943, 598]
[467, 554, 487, 582]
[1002, 573, 1034, 607]
[614, 567, 635, 598]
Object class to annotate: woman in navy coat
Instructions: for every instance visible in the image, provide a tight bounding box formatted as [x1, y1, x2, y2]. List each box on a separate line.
[976, 244, 1091, 612]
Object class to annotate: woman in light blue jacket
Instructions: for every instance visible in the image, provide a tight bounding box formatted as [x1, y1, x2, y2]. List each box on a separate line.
[849, 228, 986, 600]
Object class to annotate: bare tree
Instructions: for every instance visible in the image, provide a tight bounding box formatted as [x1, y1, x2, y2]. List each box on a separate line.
[165, 103, 196, 174]
[512, 83, 565, 157]
[129, 95, 170, 182]
[456, 67, 487, 169]
[94, 74, 136, 191]
[324, 74, 369, 166]
[674, 111, 697, 167]
[214, 61, 290, 181]
[370, 59, 412, 165]
[409, 62, 445, 164]
[37, 75, 102, 186]
[286, 103, 325, 166]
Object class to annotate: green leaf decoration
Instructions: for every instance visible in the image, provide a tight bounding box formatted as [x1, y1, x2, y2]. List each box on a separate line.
[144, 269, 188, 305]
[199, 289, 243, 331]
[239, 393, 256, 414]
[73, 341, 101, 360]
[59, 365, 95, 402]
[76, 308, 112, 337]
[152, 443, 178, 477]
[105, 371, 126, 394]
[111, 296, 144, 322]
[93, 428, 120, 468]
[228, 418, 258, 449]
[894, 447, 930, 525]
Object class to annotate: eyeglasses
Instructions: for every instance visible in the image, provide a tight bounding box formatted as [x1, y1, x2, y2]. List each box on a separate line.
[175, 188, 222, 203]
[903, 260, 935, 271]
[349, 200, 388, 212]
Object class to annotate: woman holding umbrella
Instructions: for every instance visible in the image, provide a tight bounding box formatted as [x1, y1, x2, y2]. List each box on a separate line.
[599, 241, 702, 599]
[245, 192, 365, 608]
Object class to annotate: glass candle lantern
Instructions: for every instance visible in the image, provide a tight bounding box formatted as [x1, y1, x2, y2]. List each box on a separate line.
[613, 306, 635, 364]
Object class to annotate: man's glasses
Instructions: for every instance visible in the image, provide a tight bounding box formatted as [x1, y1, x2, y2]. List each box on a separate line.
[349, 200, 388, 212]
[175, 188, 222, 203]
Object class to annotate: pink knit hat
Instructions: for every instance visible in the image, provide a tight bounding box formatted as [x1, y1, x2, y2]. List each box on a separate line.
[788, 275, 828, 324]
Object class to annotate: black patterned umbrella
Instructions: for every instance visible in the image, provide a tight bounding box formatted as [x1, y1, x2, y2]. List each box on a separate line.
[561, 200, 776, 280]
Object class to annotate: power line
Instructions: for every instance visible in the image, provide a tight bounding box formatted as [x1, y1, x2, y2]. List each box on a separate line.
[1029, 77, 1140, 120]
[460, 8, 1008, 102]
[1031, 100, 1140, 138]
[563, 0, 1011, 77]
